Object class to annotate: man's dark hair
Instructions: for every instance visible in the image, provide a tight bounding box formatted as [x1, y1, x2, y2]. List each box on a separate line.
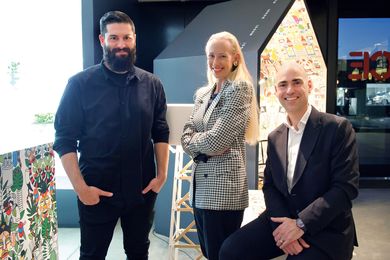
[99, 11, 135, 36]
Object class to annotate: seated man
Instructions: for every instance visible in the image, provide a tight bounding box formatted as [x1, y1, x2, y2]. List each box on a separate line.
[219, 61, 359, 260]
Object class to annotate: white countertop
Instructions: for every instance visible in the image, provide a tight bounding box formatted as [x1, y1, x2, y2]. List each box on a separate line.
[0, 123, 54, 155]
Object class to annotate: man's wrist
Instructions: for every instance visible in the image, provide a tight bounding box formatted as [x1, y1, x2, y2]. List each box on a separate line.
[156, 173, 167, 182]
[296, 218, 306, 233]
[74, 182, 89, 195]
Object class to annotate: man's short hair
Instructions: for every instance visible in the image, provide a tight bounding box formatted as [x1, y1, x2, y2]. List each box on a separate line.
[99, 11, 135, 35]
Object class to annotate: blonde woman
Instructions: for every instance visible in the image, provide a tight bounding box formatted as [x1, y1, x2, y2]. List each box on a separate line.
[181, 31, 258, 260]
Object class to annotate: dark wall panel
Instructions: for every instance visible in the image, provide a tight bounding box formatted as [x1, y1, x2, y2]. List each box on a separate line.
[82, 0, 225, 72]
[305, 0, 329, 63]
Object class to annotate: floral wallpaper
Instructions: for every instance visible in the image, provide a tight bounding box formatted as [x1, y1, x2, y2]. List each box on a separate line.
[0, 143, 57, 260]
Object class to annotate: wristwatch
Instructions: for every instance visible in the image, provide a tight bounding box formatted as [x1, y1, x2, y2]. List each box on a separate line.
[296, 218, 306, 233]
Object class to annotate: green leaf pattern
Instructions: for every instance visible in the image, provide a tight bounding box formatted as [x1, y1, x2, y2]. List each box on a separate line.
[0, 144, 57, 259]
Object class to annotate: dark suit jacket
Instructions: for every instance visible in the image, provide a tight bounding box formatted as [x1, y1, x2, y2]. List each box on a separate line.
[263, 107, 359, 260]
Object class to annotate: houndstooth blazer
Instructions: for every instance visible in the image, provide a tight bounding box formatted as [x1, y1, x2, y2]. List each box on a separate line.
[181, 79, 252, 210]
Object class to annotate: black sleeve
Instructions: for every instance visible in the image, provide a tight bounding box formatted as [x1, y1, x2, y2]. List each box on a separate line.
[53, 77, 83, 157]
[151, 79, 169, 143]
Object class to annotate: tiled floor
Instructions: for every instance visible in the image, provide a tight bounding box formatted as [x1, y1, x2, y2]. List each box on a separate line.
[58, 224, 197, 260]
[58, 189, 390, 260]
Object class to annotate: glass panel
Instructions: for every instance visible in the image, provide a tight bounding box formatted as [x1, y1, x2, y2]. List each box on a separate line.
[0, 0, 82, 179]
[337, 18, 390, 178]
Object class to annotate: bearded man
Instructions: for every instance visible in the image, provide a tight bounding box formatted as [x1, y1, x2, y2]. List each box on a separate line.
[54, 11, 169, 260]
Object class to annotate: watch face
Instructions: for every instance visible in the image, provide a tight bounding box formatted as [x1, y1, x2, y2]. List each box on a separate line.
[297, 218, 305, 229]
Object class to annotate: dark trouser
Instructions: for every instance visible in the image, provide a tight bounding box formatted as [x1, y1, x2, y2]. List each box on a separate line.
[193, 207, 244, 260]
[77, 192, 157, 260]
[219, 211, 330, 260]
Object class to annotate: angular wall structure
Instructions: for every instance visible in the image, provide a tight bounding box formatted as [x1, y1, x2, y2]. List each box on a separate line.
[154, 0, 295, 236]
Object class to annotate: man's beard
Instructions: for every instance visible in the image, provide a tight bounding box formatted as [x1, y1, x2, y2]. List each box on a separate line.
[103, 46, 136, 73]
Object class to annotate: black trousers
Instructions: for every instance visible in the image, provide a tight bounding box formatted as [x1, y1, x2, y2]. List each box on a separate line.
[193, 207, 244, 260]
[219, 211, 330, 260]
[77, 192, 157, 260]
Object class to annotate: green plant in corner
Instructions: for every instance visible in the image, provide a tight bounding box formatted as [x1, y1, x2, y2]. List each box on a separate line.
[34, 113, 54, 124]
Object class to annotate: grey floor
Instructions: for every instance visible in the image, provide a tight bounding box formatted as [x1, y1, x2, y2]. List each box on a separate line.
[58, 189, 390, 259]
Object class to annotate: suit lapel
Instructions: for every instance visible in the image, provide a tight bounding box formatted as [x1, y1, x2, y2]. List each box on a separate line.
[291, 107, 322, 188]
[275, 125, 289, 196]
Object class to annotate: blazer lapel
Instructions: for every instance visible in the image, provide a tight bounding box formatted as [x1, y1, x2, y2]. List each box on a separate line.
[202, 80, 230, 129]
[274, 125, 289, 196]
[291, 107, 322, 188]
[192, 87, 213, 132]
[203, 91, 222, 128]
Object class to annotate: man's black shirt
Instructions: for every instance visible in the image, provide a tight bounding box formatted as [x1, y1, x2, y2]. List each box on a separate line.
[54, 61, 169, 207]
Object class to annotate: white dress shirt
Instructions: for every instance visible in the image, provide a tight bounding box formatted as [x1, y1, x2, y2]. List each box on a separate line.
[284, 105, 312, 192]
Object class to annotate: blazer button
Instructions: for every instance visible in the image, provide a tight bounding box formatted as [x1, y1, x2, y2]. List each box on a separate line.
[204, 174, 208, 178]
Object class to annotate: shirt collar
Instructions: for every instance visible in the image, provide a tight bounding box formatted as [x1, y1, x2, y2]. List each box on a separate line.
[211, 79, 232, 92]
[284, 104, 312, 133]
[100, 60, 139, 82]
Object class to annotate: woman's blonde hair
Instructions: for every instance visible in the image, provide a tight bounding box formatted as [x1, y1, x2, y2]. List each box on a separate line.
[205, 31, 259, 145]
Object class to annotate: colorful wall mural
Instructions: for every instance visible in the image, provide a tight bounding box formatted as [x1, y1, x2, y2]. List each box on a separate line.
[258, 0, 327, 184]
[0, 143, 57, 260]
[258, 0, 327, 141]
